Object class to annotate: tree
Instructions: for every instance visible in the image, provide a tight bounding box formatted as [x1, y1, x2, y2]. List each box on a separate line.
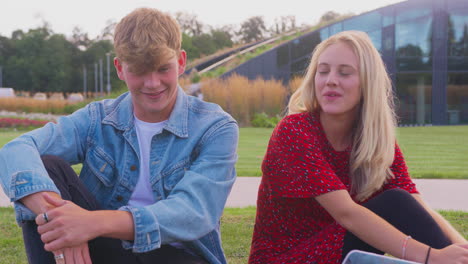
[99, 19, 117, 41]
[319, 11, 341, 24]
[192, 33, 217, 56]
[239, 16, 267, 43]
[272, 15, 297, 34]
[175, 12, 204, 37]
[71, 26, 91, 50]
[211, 29, 233, 49]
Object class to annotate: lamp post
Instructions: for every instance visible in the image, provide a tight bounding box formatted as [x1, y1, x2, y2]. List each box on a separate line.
[83, 66, 87, 98]
[106, 53, 112, 95]
[94, 63, 98, 97]
[0, 66, 3, 87]
[99, 58, 104, 97]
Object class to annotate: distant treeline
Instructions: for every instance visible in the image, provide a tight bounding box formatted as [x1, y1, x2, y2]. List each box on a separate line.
[0, 26, 120, 94]
[0, 11, 346, 94]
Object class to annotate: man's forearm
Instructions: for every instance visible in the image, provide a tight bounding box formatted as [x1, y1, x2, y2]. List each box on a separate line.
[20, 191, 62, 215]
[92, 210, 135, 241]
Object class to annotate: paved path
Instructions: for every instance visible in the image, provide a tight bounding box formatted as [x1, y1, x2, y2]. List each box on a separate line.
[226, 178, 468, 211]
[1, 178, 467, 211]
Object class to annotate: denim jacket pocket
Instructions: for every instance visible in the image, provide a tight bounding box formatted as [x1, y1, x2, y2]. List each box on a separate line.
[82, 147, 117, 188]
[161, 158, 190, 194]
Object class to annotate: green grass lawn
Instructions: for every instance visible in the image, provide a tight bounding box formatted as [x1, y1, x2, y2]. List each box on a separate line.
[237, 126, 468, 179]
[1, 125, 467, 178]
[0, 207, 466, 264]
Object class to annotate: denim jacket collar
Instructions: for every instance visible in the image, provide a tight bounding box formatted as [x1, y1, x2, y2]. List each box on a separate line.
[102, 86, 189, 138]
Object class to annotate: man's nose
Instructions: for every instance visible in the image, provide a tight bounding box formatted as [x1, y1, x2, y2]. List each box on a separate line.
[144, 72, 161, 87]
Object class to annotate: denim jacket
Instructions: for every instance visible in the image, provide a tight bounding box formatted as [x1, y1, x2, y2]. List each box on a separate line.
[0, 87, 239, 264]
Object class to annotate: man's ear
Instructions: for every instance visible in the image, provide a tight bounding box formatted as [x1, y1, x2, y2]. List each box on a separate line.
[177, 50, 187, 76]
[114, 58, 125, 80]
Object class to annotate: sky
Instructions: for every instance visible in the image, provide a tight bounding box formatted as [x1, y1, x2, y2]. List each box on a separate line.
[1, 0, 404, 39]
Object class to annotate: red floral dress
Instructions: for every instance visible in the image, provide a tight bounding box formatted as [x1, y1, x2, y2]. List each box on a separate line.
[248, 112, 419, 264]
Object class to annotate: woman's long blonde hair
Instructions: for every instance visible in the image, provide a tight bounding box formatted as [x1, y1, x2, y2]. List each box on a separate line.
[288, 30, 397, 201]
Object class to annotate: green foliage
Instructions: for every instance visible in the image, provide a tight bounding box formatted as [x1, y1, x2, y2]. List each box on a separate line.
[0, 26, 119, 94]
[190, 73, 201, 83]
[240, 16, 267, 43]
[251, 113, 280, 128]
[201, 66, 227, 79]
[182, 30, 233, 62]
[238, 44, 273, 64]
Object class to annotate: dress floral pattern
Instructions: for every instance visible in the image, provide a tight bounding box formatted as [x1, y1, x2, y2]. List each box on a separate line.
[248, 112, 419, 264]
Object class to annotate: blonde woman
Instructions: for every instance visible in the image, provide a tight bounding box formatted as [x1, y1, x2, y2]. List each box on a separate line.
[249, 31, 468, 264]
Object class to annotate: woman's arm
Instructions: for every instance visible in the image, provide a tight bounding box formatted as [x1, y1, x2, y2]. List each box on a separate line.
[412, 194, 467, 244]
[316, 190, 468, 263]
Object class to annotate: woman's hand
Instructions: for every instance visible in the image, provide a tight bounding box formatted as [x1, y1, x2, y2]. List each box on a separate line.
[431, 244, 468, 264]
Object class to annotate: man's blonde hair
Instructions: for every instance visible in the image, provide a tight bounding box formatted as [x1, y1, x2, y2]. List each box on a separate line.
[114, 8, 181, 74]
[288, 30, 397, 201]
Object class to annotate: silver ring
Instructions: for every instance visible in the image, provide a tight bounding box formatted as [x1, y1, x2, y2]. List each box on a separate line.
[54, 253, 64, 260]
[42, 212, 49, 223]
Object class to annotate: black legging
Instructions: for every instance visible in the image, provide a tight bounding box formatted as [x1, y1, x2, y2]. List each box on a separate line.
[20, 155, 208, 264]
[341, 188, 451, 260]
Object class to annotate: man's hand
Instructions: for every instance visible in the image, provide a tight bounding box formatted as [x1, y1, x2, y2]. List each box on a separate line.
[21, 191, 62, 215]
[35, 193, 99, 252]
[52, 244, 92, 264]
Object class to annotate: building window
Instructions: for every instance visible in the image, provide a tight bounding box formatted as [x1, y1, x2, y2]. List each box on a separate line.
[329, 23, 343, 35]
[291, 32, 321, 61]
[344, 11, 382, 32]
[447, 73, 468, 124]
[290, 57, 310, 78]
[395, 16, 433, 71]
[448, 8, 468, 71]
[367, 30, 382, 52]
[396, 73, 432, 125]
[320, 28, 329, 41]
[381, 6, 395, 27]
[277, 45, 289, 67]
[396, 5, 431, 23]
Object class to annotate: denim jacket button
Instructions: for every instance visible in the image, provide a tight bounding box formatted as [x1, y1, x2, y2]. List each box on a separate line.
[130, 165, 137, 171]
[116, 195, 123, 202]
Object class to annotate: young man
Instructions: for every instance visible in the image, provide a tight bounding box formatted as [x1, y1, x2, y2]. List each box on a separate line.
[0, 8, 238, 264]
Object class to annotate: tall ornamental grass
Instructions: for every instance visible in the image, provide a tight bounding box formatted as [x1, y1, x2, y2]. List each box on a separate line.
[0, 98, 69, 114]
[200, 74, 295, 126]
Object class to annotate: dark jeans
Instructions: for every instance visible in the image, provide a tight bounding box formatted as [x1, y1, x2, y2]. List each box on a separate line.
[341, 188, 451, 260]
[20, 155, 208, 264]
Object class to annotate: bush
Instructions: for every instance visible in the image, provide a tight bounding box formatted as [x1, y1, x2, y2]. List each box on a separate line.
[251, 113, 280, 128]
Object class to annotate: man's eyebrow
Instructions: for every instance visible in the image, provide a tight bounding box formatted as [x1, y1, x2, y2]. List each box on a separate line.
[158, 63, 173, 68]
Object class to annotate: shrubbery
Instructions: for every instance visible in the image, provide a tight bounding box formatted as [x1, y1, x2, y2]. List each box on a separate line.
[251, 113, 280, 128]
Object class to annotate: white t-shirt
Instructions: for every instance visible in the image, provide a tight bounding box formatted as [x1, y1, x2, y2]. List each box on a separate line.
[128, 116, 167, 207]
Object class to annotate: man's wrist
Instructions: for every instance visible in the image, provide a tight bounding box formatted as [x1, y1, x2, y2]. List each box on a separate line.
[20, 191, 61, 215]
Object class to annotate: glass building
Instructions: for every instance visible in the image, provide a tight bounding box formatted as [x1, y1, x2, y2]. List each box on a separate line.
[222, 0, 468, 125]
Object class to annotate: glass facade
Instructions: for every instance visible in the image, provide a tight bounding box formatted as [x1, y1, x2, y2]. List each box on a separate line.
[396, 73, 432, 124]
[447, 73, 468, 124]
[227, 0, 468, 125]
[395, 16, 433, 71]
[448, 8, 468, 71]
